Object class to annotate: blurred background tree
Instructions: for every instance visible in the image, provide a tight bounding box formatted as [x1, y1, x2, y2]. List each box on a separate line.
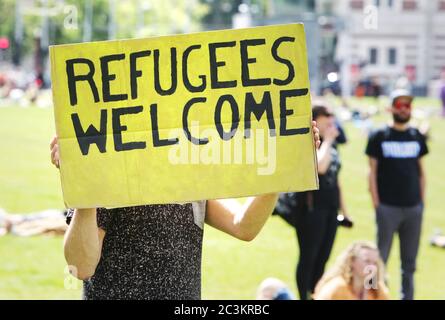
[0, 0, 211, 66]
[0, 0, 322, 92]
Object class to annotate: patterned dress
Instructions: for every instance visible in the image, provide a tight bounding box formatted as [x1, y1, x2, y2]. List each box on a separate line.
[66, 201, 206, 300]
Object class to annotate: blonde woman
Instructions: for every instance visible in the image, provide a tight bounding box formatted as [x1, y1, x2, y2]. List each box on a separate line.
[313, 241, 389, 300]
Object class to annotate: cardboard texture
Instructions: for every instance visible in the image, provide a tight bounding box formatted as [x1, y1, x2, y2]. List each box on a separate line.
[50, 23, 318, 208]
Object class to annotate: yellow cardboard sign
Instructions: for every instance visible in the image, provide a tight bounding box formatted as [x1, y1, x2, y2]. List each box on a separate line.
[50, 23, 318, 209]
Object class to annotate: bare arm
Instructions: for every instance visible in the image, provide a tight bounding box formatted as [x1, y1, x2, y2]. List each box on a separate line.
[204, 121, 320, 241]
[317, 123, 338, 174]
[50, 137, 104, 280]
[368, 157, 380, 209]
[205, 193, 279, 241]
[64, 209, 105, 280]
[317, 139, 334, 174]
[419, 158, 426, 204]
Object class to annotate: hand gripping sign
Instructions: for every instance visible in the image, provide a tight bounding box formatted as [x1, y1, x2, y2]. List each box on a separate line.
[50, 23, 319, 208]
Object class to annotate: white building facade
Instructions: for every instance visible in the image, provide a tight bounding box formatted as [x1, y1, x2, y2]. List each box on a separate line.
[321, 0, 445, 95]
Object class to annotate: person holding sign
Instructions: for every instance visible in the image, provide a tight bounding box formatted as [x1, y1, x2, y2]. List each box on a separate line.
[49, 23, 320, 300]
[50, 124, 319, 300]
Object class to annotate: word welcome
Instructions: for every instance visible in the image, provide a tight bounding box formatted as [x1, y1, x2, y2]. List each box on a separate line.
[72, 89, 308, 156]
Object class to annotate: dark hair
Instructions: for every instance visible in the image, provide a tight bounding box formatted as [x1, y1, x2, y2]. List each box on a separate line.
[312, 104, 334, 120]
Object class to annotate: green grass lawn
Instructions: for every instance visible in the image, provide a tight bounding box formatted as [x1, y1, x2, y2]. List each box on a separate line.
[0, 98, 444, 299]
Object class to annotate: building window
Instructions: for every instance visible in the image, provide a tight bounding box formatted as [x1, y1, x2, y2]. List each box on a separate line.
[350, 0, 364, 10]
[403, 0, 417, 10]
[369, 48, 378, 65]
[388, 48, 397, 65]
[388, 0, 394, 7]
[374, 0, 380, 6]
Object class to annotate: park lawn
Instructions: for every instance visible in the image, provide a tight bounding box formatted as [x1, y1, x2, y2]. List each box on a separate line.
[0, 99, 444, 299]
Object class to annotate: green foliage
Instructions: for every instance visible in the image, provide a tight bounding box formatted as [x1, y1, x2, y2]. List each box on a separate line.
[0, 0, 210, 63]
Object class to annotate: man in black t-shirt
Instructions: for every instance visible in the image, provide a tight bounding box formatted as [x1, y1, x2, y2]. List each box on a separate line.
[366, 89, 428, 300]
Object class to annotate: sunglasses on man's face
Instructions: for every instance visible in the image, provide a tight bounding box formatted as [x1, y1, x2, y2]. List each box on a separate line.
[394, 100, 412, 110]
